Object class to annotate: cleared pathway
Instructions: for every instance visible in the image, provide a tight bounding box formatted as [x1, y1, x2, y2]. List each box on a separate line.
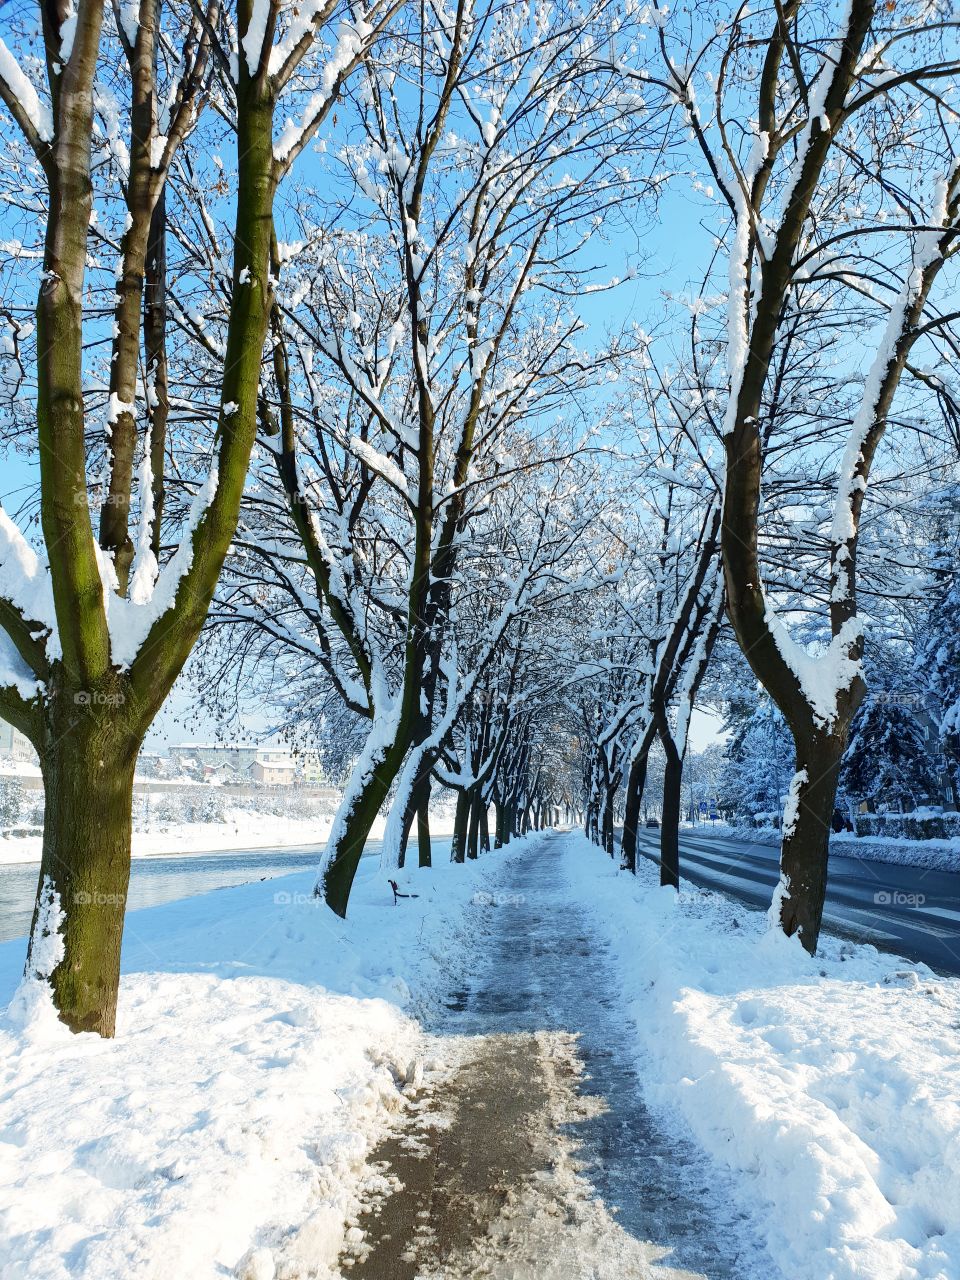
[340, 835, 777, 1279]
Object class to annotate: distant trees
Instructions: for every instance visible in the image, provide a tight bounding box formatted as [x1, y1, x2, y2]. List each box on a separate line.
[440, 597, 575, 864]
[0, 777, 34, 829]
[575, 330, 726, 884]
[919, 566, 960, 801]
[718, 692, 794, 829]
[682, 742, 725, 824]
[193, 0, 662, 917]
[716, 646, 949, 826]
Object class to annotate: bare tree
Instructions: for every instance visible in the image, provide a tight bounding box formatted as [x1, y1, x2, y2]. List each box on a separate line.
[210, 0, 660, 916]
[656, 0, 960, 950]
[0, 0, 388, 1034]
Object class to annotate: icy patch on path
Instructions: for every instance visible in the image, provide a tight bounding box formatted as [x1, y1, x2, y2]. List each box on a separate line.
[344, 1027, 705, 1279]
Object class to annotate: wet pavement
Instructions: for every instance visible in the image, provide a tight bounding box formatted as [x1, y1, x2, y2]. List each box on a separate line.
[344, 836, 777, 1278]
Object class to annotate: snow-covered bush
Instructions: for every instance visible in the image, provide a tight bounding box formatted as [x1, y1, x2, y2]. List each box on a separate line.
[852, 810, 960, 841]
[0, 779, 25, 828]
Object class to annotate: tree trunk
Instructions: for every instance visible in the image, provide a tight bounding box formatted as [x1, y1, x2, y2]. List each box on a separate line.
[659, 733, 683, 890]
[479, 799, 490, 853]
[416, 776, 432, 868]
[15, 30, 310, 1044]
[585, 792, 597, 843]
[466, 790, 482, 860]
[396, 787, 417, 869]
[322, 788, 384, 915]
[451, 787, 470, 863]
[620, 749, 648, 872]
[494, 798, 507, 848]
[774, 732, 845, 953]
[320, 741, 407, 916]
[28, 720, 139, 1036]
[600, 784, 616, 857]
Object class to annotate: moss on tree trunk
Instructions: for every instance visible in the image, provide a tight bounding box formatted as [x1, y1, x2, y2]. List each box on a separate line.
[29, 714, 139, 1036]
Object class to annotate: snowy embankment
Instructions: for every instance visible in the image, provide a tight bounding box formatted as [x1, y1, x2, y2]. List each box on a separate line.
[0, 812, 347, 865]
[0, 811, 457, 865]
[564, 833, 960, 1280]
[689, 819, 960, 873]
[0, 837, 537, 1280]
[831, 830, 960, 873]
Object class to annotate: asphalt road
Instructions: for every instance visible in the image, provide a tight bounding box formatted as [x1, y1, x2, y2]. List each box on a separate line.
[629, 828, 960, 976]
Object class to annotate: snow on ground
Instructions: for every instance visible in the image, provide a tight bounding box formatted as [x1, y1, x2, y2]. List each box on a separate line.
[563, 832, 960, 1280]
[0, 835, 537, 1280]
[0, 811, 457, 865]
[831, 830, 960, 873]
[5, 827, 956, 1280]
[0, 813, 337, 865]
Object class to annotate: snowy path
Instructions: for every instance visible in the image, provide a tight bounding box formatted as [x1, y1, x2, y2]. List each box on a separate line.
[6, 833, 957, 1279]
[342, 835, 777, 1278]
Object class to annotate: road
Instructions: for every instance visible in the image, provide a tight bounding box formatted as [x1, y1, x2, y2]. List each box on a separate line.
[630, 828, 960, 976]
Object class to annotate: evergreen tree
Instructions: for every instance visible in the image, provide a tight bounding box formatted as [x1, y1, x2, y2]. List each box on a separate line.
[718, 692, 794, 825]
[0, 778, 25, 828]
[841, 695, 938, 813]
[918, 572, 960, 799]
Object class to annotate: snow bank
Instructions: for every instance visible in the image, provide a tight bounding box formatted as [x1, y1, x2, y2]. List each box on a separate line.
[0, 807, 456, 865]
[686, 820, 960, 874]
[0, 835, 542, 1279]
[563, 833, 960, 1280]
[831, 831, 960, 873]
[0, 812, 343, 866]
